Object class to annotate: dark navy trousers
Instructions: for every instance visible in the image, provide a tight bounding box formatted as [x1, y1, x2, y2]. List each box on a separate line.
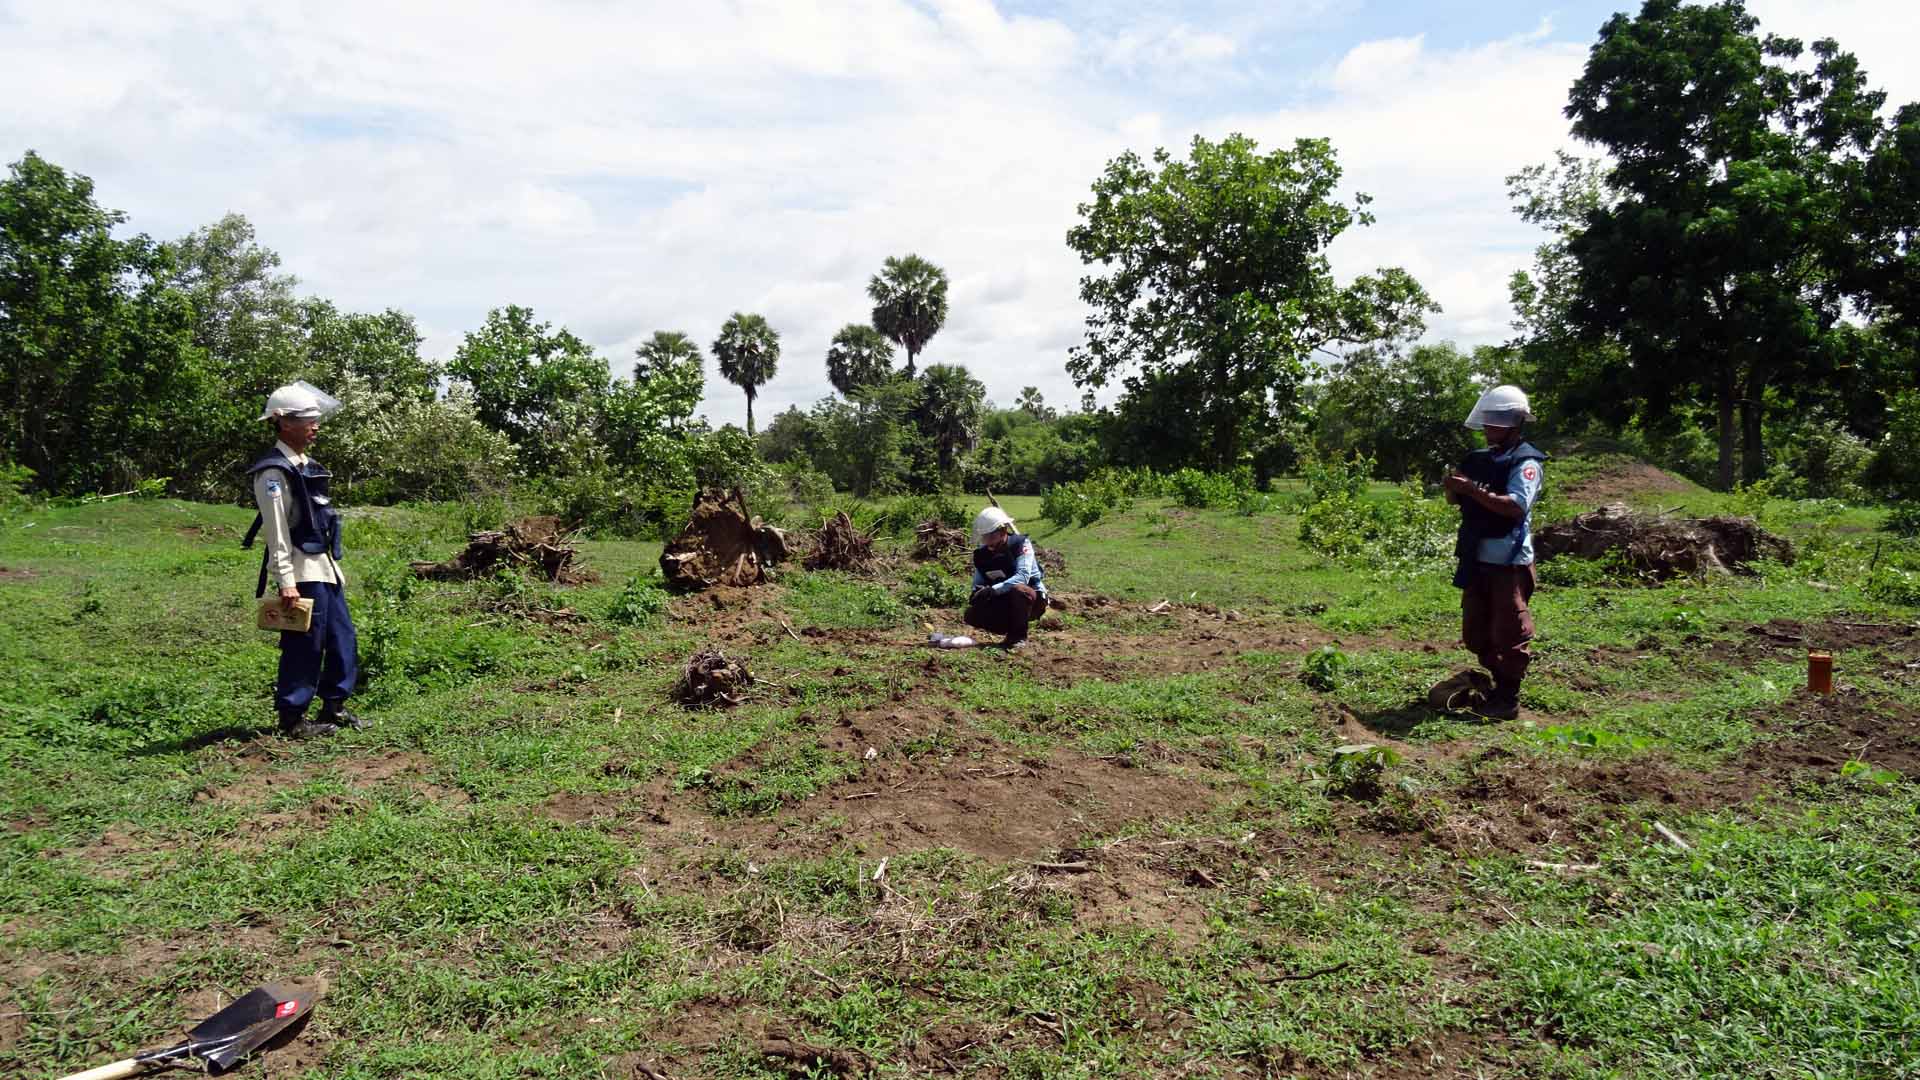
[277, 580, 359, 713]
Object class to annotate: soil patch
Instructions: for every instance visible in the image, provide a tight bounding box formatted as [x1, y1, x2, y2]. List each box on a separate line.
[1428, 747, 1764, 858]
[0, 566, 38, 582]
[1561, 460, 1700, 507]
[641, 708, 1222, 867]
[1747, 687, 1920, 778]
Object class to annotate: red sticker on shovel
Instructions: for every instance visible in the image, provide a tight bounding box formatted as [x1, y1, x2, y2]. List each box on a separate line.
[276, 1000, 300, 1018]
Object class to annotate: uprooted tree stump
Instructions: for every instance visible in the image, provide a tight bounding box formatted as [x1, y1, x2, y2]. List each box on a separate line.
[410, 516, 586, 583]
[805, 511, 876, 572]
[910, 519, 969, 561]
[673, 648, 752, 708]
[660, 489, 789, 590]
[1535, 503, 1793, 579]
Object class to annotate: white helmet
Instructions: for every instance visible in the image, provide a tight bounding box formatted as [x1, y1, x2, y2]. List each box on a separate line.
[972, 506, 1014, 546]
[258, 381, 342, 423]
[1465, 385, 1532, 430]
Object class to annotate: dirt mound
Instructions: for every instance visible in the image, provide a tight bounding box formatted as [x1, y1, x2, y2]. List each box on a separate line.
[674, 649, 753, 708]
[910, 519, 969, 561]
[410, 516, 585, 582]
[661, 489, 790, 590]
[804, 511, 876, 572]
[1536, 503, 1792, 578]
[1562, 460, 1699, 505]
[1746, 687, 1920, 778]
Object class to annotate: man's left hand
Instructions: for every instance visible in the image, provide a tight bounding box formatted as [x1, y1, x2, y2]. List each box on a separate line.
[1443, 473, 1474, 496]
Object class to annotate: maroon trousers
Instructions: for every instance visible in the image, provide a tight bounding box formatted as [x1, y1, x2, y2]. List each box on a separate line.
[1461, 564, 1535, 701]
[965, 584, 1047, 645]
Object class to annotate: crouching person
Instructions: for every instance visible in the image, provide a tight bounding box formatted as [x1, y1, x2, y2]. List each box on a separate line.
[963, 506, 1048, 651]
[243, 382, 366, 739]
[1443, 385, 1545, 721]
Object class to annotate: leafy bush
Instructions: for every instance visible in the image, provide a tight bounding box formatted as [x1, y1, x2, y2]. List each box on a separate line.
[1169, 468, 1238, 509]
[903, 566, 968, 608]
[0, 462, 33, 513]
[608, 571, 670, 626]
[1311, 743, 1402, 801]
[1772, 419, 1872, 501]
[1301, 452, 1373, 506]
[1040, 469, 1137, 527]
[1301, 645, 1353, 690]
[1298, 473, 1453, 576]
[1883, 503, 1920, 539]
[1866, 390, 1920, 502]
[874, 492, 968, 536]
[1521, 724, 1655, 751]
[326, 380, 516, 505]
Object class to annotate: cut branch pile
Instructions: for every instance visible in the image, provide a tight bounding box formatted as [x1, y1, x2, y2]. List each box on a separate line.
[1535, 503, 1793, 579]
[410, 515, 585, 583]
[910, 519, 969, 561]
[805, 511, 876, 572]
[673, 648, 752, 708]
[660, 489, 789, 590]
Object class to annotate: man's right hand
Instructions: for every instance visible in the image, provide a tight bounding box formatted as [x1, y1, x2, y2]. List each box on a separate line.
[280, 586, 302, 609]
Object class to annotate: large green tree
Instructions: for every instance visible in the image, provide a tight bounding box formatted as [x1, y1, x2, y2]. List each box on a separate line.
[1313, 342, 1484, 481]
[1503, 153, 1628, 429]
[1563, 0, 1892, 487]
[1066, 134, 1436, 472]
[299, 299, 434, 402]
[867, 255, 948, 377]
[825, 323, 895, 398]
[163, 213, 303, 389]
[0, 151, 204, 494]
[446, 305, 609, 476]
[632, 331, 705, 430]
[712, 312, 780, 436]
[912, 363, 986, 478]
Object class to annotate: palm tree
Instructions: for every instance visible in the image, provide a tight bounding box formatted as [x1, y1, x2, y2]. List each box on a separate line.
[632, 330, 704, 428]
[1014, 386, 1053, 420]
[712, 313, 780, 435]
[867, 254, 949, 377]
[913, 364, 985, 476]
[825, 323, 896, 398]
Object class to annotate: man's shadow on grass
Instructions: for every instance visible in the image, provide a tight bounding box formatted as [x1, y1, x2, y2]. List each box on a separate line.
[132, 724, 271, 757]
[1350, 701, 1501, 739]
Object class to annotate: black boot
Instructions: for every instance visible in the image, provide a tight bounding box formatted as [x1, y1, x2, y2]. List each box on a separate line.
[319, 700, 366, 730]
[280, 709, 340, 739]
[1473, 684, 1521, 721]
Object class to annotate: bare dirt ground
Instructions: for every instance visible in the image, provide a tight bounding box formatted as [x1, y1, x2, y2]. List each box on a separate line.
[10, 585, 1914, 1077]
[1559, 460, 1702, 507]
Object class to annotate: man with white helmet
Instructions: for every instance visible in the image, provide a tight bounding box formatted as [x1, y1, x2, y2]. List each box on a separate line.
[242, 382, 364, 738]
[963, 504, 1049, 650]
[1441, 385, 1546, 720]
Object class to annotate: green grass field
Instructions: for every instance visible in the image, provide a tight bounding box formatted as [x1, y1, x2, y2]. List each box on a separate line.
[2, 471, 1916, 1078]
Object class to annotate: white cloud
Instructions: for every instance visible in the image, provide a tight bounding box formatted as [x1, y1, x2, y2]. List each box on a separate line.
[5, 0, 1909, 433]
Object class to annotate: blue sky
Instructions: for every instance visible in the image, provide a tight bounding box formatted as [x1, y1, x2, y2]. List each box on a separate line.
[2, 0, 1912, 428]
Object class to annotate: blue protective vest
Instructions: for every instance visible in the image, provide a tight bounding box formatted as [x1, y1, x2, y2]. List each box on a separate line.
[973, 532, 1044, 594]
[241, 449, 342, 597]
[1453, 441, 1546, 588]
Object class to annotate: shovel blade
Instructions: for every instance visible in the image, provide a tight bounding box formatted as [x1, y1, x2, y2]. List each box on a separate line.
[181, 979, 324, 1073]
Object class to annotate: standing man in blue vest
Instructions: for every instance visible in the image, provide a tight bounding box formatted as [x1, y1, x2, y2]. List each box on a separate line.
[244, 382, 364, 739]
[1443, 385, 1546, 720]
[964, 505, 1049, 650]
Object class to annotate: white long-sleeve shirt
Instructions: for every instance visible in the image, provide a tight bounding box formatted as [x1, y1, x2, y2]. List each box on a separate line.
[251, 440, 344, 590]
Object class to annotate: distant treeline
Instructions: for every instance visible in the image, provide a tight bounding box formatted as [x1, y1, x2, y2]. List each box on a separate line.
[4, 1, 1918, 528]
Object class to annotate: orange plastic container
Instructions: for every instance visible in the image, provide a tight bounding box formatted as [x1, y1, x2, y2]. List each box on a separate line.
[1807, 651, 1834, 694]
